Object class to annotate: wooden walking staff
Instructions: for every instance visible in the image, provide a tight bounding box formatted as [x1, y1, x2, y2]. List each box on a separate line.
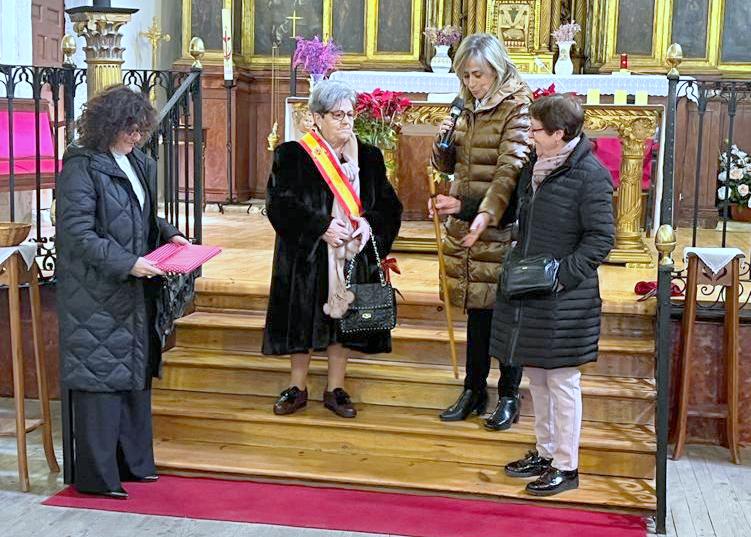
[427, 169, 459, 379]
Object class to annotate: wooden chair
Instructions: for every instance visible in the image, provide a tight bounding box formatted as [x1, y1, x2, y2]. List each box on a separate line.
[0, 251, 59, 491]
[672, 252, 742, 464]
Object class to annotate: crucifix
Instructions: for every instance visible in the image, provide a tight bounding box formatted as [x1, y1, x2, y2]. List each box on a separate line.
[285, 9, 304, 38]
[140, 16, 171, 103]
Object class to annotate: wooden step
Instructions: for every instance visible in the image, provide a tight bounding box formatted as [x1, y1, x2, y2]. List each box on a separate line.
[152, 390, 655, 479]
[174, 311, 656, 378]
[193, 281, 656, 338]
[153, 438, 656, 513]
[156, 348, 655, 425]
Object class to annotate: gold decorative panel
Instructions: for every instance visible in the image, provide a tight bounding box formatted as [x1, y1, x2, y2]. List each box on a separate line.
[485, 0, 554, 73]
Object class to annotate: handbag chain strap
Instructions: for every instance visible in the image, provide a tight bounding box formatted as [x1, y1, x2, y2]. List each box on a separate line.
[345, 236, 387, 288]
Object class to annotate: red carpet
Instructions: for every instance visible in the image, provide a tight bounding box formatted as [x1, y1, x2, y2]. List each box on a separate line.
[43, 475, 646, 537]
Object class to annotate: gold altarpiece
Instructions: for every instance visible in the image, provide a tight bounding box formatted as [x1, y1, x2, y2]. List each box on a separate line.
[588, 0, 751, 75]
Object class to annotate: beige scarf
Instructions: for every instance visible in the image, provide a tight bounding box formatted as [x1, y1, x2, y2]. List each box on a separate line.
[321, 133, 361, 319]
[531, 136, 581, 192]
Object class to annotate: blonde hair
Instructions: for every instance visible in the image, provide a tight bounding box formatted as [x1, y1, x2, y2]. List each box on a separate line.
[452, 33, 520, 104]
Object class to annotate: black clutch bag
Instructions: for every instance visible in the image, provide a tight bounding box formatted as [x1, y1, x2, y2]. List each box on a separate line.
[339, 238, 397, 335]
[500, 249, 560, 299]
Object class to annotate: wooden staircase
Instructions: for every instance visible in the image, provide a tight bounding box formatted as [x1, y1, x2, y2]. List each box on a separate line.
[152, 278, 657, 514]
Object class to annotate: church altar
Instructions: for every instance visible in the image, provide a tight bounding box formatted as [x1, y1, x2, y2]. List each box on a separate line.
[329, 71, 672, 98]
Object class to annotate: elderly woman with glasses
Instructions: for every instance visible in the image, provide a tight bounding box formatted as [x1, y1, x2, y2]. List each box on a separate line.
[262, 80, 403, 419]
[56, 85, 187, 499]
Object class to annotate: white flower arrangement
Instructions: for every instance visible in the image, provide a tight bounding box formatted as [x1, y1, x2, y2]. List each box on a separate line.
[717, 144, 751, 207]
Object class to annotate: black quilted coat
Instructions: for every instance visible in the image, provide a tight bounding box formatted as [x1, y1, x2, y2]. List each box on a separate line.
[490, 136, 615, 369]
[262, 140, 403, 356]
[56, 145, 179, 392]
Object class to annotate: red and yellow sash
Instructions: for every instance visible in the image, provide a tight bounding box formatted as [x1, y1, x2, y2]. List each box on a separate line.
[298, 130, 362, 222]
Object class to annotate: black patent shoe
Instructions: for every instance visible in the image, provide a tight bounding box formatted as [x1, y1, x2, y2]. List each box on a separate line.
[439, 389, 488, 422]
[484, 395, 520, 431]
[505, 450, 553, 478]
[273, 386, 308, 415]
[77, 487, 129, 500]
[525, 467, 579, 496]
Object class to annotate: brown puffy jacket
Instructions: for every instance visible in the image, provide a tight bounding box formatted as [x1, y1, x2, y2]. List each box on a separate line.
[432, 78, 532, 310]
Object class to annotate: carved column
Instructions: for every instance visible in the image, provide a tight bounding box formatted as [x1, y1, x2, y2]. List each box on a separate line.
[584, 105, 661, 267]
[66, 6, 138, 97]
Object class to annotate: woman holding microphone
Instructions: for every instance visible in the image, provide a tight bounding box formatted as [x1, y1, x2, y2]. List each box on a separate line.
[430, 33, 532, 430]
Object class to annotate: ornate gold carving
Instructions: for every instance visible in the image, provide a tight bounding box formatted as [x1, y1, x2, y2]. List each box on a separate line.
[486, 1, 537, 52]
[401, 105, 451, 126]
[68, 10, 135, 96]
[584, 105, 662, 267]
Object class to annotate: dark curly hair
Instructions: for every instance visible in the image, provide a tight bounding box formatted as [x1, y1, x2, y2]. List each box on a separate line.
[76, 84, 157, 152]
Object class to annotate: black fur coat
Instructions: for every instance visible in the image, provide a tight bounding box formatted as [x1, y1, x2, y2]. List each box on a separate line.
[262, 139, 403, 356]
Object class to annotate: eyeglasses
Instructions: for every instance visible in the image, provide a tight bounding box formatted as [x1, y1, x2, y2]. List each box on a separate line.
[326, 110, 356, 122]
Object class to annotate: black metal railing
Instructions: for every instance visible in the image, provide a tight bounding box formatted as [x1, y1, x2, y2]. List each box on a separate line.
[655, 75, 751, 534]
[0, 64, 204, 281]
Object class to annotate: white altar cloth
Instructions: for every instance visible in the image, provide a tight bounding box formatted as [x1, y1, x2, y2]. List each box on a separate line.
[329, 71, 671, 97]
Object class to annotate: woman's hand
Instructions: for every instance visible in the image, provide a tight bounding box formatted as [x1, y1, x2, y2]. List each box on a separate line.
[130, 257, 165, 278]
[170, 235, 190, 246]
[323, 218, 351, 248]
[351, 217, 371, 252]
[461, 212, 491, 248]
[428, 194, 461, 218]
[438, 117, 455, 138]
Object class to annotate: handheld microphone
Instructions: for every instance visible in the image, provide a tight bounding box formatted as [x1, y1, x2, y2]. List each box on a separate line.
[437, 97, 465, 150]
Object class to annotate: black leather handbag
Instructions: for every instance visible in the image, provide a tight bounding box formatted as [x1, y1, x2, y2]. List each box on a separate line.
[500, 249, 560, 299]
[339, 238, 397, 335]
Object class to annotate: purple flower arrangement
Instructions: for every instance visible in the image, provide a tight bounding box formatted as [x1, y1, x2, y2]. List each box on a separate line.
[292, 36, 342, 76]
[424, 25, 462, 47]
[551, 21, 581, 44]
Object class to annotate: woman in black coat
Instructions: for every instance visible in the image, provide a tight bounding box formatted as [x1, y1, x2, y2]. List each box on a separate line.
[494, 94, 615, 496]
[262, 80, 403, 419]
[57, 85, 185, 498]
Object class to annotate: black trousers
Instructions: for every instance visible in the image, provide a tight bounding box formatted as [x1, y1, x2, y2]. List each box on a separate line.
[71, 388, 156, 493]
[464, 308, 523, 396]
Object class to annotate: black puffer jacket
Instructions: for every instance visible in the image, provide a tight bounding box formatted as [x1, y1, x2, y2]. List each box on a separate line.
[56, 145, 179, 391]
[490, 136, 615, 369]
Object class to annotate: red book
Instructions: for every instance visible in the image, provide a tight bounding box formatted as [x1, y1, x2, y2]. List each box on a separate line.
[144, 243, 222, 273]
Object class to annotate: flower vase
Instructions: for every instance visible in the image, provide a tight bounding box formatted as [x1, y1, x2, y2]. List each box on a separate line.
[731, 205, 751, 222]
[554, 41, 575, 76]
[309, 73, 325, 87]
[430, 45, 452, 74]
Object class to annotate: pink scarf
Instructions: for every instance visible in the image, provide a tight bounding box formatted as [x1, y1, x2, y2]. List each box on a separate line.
[531, 136, 580, 192]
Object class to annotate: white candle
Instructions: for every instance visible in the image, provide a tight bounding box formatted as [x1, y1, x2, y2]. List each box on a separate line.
[221, 8, 233, 81]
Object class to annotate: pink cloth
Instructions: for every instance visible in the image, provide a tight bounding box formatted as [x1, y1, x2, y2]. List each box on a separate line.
[0, 110, 60, 177]
[591, 137, 655, 190]
[145, 243, 222, 273]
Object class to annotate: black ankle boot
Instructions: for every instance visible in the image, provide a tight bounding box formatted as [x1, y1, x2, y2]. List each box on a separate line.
[525, 467, 579, 496]
[439, 389, 488, 422]
[484, 395, 520, 430]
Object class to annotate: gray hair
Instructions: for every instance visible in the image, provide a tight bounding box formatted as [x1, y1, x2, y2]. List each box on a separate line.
[452, 33, 520, 103]
[308, 80, 356, 115]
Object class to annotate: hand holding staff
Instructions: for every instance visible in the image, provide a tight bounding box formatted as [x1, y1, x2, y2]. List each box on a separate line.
[427, 171, 459, 379]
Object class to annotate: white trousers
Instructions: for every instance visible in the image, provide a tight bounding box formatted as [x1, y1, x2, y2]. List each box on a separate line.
[526, 366, 582, 472]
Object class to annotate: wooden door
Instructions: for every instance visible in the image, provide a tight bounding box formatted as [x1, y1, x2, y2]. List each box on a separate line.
[32, 0, 65, 66]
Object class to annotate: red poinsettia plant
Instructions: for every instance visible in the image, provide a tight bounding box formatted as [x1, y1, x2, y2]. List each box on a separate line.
[353, 88, 411, 150]
[532, 83, 557, 100]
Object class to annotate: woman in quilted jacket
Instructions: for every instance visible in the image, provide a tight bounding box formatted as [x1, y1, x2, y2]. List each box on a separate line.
[430, 33, 531, 429]
[56, 85, 185, 499]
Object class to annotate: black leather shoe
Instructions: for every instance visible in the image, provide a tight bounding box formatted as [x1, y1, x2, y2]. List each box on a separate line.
[439, 389, 488, 422]
[525, 467, 579, 496]
[484, 395, 520, 431]
[137, 475, 159, 482]
[505, 450, 553, 478]
[78, 487, 129, 500]
[273, 386, 308, 415]
[323, 387, 357, 418]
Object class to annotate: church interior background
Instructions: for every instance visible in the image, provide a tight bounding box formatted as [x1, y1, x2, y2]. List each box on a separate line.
[1, 1, 751, 536]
